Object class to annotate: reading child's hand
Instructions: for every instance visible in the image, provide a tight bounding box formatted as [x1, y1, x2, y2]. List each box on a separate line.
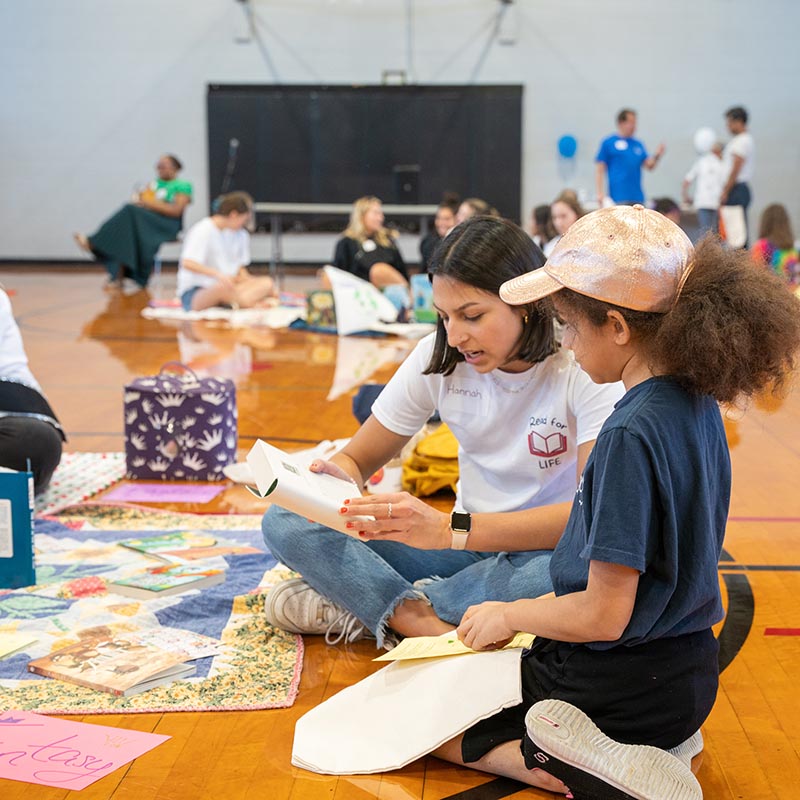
[457, 602, 515, 651]
[340, 492, 450, 549]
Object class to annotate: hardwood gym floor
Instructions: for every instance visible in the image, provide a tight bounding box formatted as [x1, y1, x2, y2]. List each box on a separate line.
[2, 266, 799, 799]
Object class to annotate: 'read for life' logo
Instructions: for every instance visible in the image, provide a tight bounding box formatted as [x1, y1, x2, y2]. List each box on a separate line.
[528, 431, 568, 458]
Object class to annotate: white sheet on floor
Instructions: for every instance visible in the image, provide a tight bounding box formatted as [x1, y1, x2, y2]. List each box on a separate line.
[292, 647, 523, 774]
[141, 305, 304, 329]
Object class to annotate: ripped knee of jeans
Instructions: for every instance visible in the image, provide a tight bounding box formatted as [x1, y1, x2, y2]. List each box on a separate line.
[376, 586, 431, 651]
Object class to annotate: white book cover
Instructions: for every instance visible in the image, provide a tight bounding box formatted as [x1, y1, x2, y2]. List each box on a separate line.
[246, 440, 370, 536]
[292, 646, 524, 774]
[322, 265, 399, 335]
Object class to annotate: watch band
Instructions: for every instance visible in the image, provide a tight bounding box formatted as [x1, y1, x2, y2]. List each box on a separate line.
[450, 530, 470, 550]
[450, 511, 472, 550]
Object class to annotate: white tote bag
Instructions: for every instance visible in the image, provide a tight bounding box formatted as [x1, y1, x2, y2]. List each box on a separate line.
[720, 205, 747, 248]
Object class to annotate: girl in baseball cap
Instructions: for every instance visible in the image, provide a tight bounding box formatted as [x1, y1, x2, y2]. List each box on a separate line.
[437, 205, 800, 799]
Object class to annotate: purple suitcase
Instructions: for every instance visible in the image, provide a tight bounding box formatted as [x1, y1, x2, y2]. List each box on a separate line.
[124, 364, 237, 481]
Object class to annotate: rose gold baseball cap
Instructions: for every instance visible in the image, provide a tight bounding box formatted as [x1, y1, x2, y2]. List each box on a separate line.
[500, 204, 694, 312]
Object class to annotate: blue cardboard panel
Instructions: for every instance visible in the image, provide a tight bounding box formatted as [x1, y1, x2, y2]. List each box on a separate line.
[0, 469, 35, 590]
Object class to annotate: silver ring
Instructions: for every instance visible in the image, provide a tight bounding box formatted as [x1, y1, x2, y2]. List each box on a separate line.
[388, 502, 393, 519]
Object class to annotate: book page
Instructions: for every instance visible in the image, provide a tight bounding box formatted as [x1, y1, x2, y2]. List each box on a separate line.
[0, 632, 37, 659]
[374, 631, 534, 662]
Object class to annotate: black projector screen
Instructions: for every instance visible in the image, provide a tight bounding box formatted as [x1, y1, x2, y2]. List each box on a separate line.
[207, 84, 523, 230]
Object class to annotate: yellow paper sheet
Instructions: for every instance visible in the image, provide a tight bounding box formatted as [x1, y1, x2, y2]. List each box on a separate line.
[0, 632, 37, 659]
[374, 631, 534, 662]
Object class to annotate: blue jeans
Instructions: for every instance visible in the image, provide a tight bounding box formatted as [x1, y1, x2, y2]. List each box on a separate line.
[262, 505, 554, 648]
[696, 208, 718, 237]
[181, 286, 201, 311]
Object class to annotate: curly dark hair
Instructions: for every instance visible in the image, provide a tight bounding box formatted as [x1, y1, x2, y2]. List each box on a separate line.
[554, 235, 800, 404]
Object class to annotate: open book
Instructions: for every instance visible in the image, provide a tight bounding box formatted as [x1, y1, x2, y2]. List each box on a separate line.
[246, 440, 371, 536]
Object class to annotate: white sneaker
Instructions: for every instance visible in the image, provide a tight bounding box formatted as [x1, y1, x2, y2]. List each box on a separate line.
[264, 578, 367, 645]
[524, 699, 703, 800]
[667, 730, 704, 769]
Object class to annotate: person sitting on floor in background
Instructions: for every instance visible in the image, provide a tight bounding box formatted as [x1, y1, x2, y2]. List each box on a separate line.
[261, 215, 624, 649]
[419, 193, 460, 273]
[426, 205, 800, 799]
[543, 191, 586, 257]
[74, 154, 193, 289]
[530, 204, 557, 253]
[332, 196, 409, 289]
[455, 197, 500, 225]
[751, 203, 800, 286]
[0, 287, 64, 491]
[176, 191, 277, 311]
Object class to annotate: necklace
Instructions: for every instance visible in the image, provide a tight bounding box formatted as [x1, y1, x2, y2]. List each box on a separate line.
[489, 364, 538, 395]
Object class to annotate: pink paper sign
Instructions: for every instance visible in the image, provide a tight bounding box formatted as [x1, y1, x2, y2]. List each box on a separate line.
[0, 711, 170, 789]
[103, 482, 226, 503]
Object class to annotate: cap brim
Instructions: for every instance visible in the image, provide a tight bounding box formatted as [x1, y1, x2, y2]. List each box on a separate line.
[499, 269, 565, 306]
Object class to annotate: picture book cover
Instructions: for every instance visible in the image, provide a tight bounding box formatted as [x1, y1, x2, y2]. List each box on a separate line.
[28, 633, 195, 697]
[116, 531, 218, 562]
[108, 563, 226, 599]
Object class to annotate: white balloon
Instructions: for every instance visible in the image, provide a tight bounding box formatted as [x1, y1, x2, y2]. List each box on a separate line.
[693, 127, 716, 154]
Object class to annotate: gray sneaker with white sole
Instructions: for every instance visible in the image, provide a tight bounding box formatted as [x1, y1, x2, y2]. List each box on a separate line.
[264, 577, 367, 645]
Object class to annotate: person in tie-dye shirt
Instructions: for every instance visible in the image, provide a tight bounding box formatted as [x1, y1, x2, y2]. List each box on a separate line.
[751, 203, 799, 286]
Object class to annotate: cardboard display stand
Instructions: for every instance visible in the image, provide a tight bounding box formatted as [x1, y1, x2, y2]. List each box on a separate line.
[0, 467, 35, 589]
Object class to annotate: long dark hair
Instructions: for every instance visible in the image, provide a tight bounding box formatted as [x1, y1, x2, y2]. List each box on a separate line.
[554, 235, 800, 403]
[758, 203, 795, 251]
[424, 216, 557, 376]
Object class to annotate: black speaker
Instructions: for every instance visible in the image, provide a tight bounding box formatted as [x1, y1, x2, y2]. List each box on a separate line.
[393, 164, 420, 204]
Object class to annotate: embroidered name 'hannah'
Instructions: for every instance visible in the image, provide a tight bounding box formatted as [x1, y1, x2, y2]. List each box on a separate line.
[446, 386, 482, 399]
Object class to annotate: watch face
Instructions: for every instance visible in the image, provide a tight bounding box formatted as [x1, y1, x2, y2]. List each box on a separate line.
[451, 511, 472, 532]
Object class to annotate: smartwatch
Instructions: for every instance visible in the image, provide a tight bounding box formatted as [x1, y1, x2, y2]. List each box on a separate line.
[450, 511, 472, 550]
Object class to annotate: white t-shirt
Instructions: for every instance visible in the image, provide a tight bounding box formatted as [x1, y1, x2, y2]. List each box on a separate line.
[543, 235, 561, 258]
[0, 289, 40, 391]
[685, 154, 724, 210]
[371, 334, 625, 514]
[176, 217, 251, 296]
[723, 131, 755, 183]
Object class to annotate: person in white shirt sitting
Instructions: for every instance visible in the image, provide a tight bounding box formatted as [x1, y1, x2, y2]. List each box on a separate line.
[176, 192, 277, 311]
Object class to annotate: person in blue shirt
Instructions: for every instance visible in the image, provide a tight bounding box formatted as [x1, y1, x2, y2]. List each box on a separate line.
[595, 109, 665, 206]
[428, 205, 800, 799]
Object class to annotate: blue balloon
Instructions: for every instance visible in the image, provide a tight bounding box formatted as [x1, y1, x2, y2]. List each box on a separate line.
[557, 134, 578, 159]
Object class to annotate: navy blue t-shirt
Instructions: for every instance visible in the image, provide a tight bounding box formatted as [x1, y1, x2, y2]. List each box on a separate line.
[550, 377, 730, 649]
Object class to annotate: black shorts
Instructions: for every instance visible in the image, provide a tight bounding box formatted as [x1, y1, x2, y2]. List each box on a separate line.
[461, 629, 719, 763]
